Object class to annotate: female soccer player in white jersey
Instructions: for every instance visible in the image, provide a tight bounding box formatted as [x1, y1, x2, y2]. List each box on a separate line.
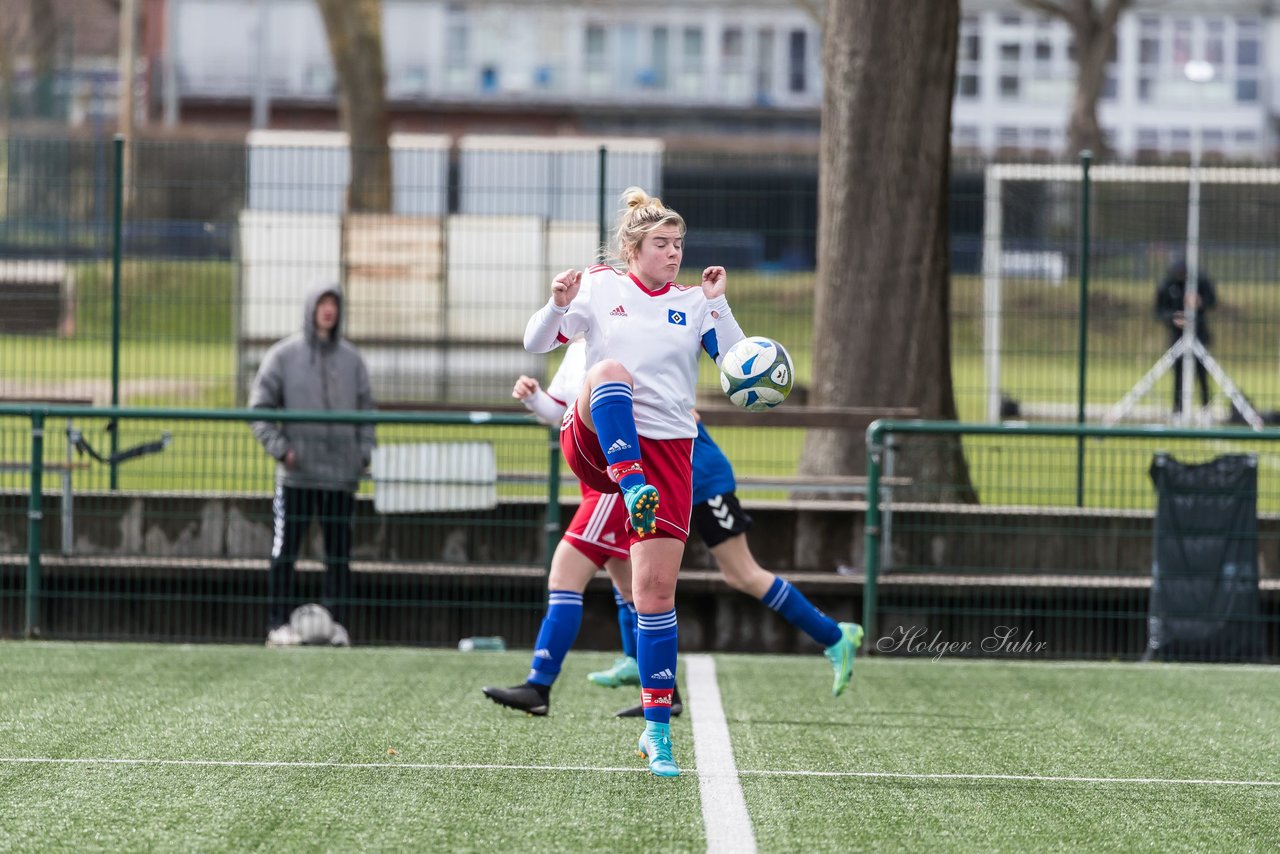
[483, 340, 863, 726]
[523, 187, 745, 777]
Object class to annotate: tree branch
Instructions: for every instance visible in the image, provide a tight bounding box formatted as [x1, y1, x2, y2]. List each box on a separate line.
[792, 0, 823, 25]
[1017, 0, 1077, 27]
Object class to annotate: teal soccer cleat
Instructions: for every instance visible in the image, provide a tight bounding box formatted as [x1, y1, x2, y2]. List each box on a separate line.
[636, 721, 680, 777]
[588, 655, 641, 688]
[622, 483, 659, 537]
[824, 622, 864, 698]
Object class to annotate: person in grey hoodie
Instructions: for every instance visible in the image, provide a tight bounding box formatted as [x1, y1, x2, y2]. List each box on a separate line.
[251, 284, 375, 646]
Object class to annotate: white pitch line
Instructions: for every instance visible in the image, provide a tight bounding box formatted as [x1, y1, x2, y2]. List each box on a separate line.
[2, 757, 1277, 789]
[684, 654, 757, 854]
[741, 769, 1280, 787]
[0, 757, 648, 774]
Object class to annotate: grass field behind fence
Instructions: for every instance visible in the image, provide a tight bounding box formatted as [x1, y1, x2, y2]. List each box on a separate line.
[1, 642, 1278, 852]
[7, 263, 1280, 507]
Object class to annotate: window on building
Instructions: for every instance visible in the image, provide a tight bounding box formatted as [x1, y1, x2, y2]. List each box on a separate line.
[721, 26, 746, 98]
[755, 28, 774, 103]
[650, 27, 669, 89]
[1170, 128, 1191, 151]
[997, 126, 1020, 147]
[999, 75, 1019, 98]
[445, 22, 468, 72]
[788, 29, 807, 93]
[1102, 72, 1117, 100]
[1172, 19, 1192, 66]
[684, 27, 704, 66]
[680, 26, 704, 95]
[723, 27, 744, 65]
[957, 16, 981, 100]
[585, 25, 607, 93]
[1000, 42, 1021, 61]
[1137, 127, 1160, 150]
[1138, 16, 1160, 64]
[953, 125, 979, 149]
[1237, 26, 1259, 67]
[1236, 19, 1261, 104]
[1206, 20, 1225, 64]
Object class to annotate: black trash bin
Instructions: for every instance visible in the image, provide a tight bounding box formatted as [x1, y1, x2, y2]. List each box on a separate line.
[1146, 453, 1264, 662]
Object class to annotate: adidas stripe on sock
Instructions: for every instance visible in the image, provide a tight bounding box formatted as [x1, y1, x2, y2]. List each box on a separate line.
[589, 382, 645, 491]
[636, 608, 678, 724]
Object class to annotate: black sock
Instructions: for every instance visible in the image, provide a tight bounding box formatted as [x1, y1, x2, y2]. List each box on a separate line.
[525, 681, 551, 700]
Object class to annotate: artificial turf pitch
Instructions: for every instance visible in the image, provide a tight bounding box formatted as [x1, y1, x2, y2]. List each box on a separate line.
[2, 642, 1277, 851]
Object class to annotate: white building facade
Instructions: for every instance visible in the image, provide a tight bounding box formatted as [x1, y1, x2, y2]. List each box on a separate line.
[164, 0, 1280, 160]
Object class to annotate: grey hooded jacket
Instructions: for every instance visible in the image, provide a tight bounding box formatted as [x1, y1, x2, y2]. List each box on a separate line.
[250, 285, 375, 492]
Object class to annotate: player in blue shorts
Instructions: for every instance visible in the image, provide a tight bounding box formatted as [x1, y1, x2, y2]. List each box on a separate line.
[600, 414, 864, 717]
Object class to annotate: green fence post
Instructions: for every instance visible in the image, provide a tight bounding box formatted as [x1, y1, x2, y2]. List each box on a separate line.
[544, 426, 563, 574]
[862, 420, 885, 646]
[26, 411, 45, 638]
[109, 134, 125, 490]
[1076, 150, 1093, 507]
[597, 145, 608, 261]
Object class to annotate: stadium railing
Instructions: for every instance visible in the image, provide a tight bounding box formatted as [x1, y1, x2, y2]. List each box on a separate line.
[0, 402, 895, 651]
[863, 419, 1280, 663]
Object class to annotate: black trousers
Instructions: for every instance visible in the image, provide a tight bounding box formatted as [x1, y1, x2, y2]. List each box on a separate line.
[1170, 332, 1210, 412]
[267, 484, 355, 629]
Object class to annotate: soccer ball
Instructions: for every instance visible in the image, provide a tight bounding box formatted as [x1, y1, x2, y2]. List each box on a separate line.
[719, 336, 794, 411]
[290, 603, 335, 645]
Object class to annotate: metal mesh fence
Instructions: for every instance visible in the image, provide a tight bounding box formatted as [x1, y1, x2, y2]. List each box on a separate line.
[866, 421, 1280, 663]
[0, 406, 558, 645]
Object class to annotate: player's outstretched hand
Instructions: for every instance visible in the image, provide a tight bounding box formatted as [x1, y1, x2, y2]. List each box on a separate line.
[512, 375, 540, 400]
[552, 269, 582, 307]
[701, 266, 727, 300]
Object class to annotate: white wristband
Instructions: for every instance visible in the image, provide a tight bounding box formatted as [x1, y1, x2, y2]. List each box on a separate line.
[548, 299, 570, 315]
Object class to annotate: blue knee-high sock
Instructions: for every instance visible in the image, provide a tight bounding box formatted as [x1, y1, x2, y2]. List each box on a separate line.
[527, 590, 584, 687]
[613, 587, 638, 659]
[762, 576, 842, 648]
[589, 382, 645, 491]
[636, 609, 678, 724]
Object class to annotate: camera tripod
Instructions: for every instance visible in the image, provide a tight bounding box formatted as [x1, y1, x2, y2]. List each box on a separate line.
[1103, 335, 1262, 429]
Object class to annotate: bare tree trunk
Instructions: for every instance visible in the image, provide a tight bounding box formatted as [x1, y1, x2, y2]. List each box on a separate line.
[1020, 0, 1130, 161]
[30, 0, 56, 119]
[796, 0, 973, 568]
[315, 0, 391, 213]
[1064, 1, 1125, 159]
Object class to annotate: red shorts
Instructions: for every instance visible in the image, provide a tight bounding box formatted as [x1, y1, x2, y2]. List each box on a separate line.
[563, 484, 630, 567]
[560, 407, 693, 546]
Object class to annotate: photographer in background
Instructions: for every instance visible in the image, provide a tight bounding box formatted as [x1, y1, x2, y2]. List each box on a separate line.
[1155, 258, 1217, 415]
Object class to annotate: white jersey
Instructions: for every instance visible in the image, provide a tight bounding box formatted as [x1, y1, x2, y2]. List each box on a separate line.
[525, 265, 742, 439]
[544, 338, 587, 410]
